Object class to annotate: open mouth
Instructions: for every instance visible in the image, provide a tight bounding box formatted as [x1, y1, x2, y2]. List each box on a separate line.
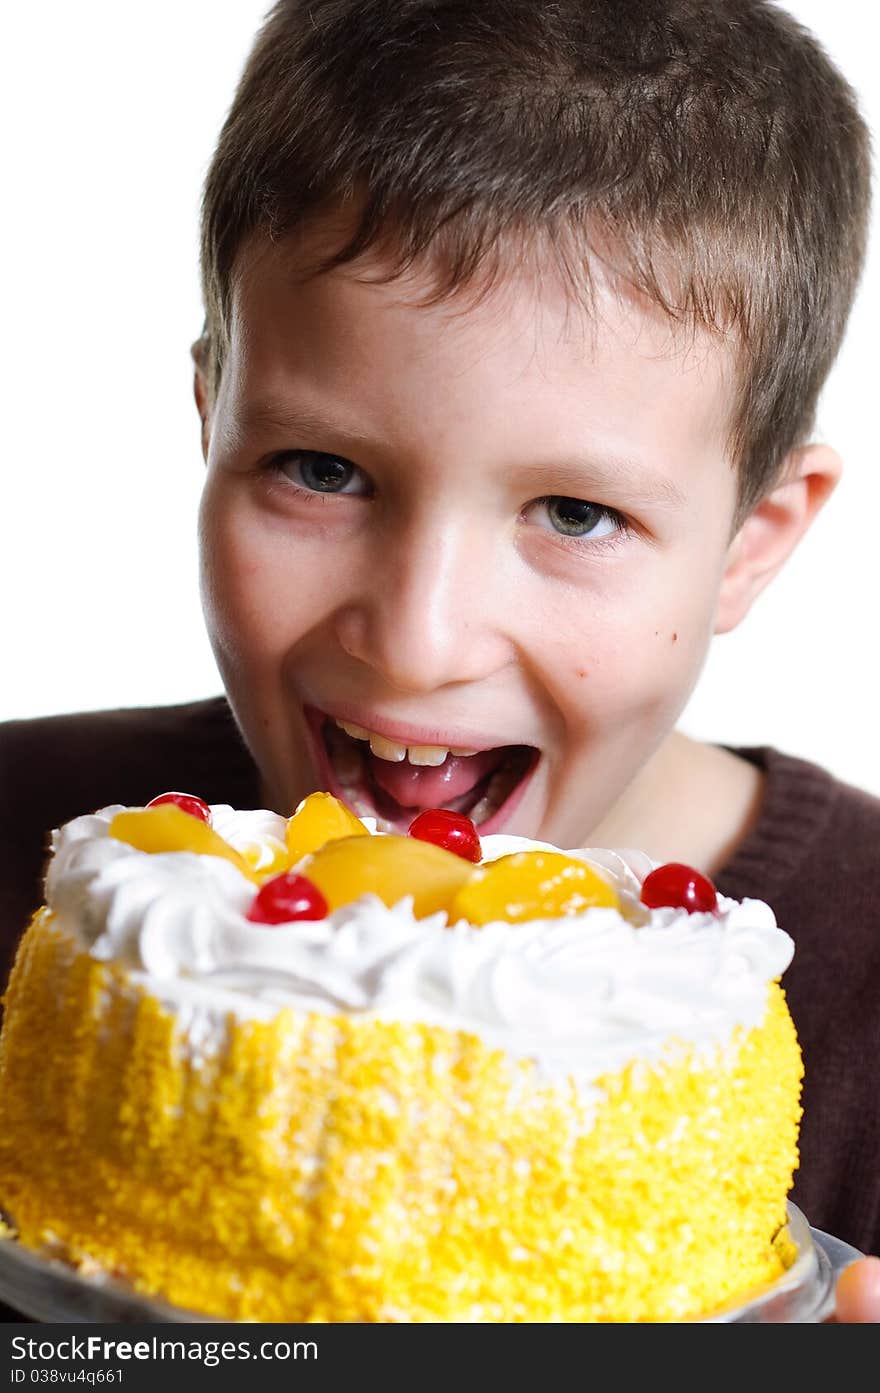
[305, 707, 540, 835]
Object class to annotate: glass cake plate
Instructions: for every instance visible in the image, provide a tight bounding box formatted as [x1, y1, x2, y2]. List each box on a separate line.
[0, 1202, 863, 1324]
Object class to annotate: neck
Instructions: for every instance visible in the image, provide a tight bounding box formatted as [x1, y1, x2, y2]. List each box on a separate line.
[589, 731, 764, 877]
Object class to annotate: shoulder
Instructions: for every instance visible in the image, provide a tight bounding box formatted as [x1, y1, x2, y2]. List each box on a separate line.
[0, 694, 260, 882]
[767, 746, 880, 869]
[0, 697, 259, 987]
[760, 744, 880, 822]
[718, 745, 880, 900]
[0, 696, 252, 824]
[719, 743, 880, 997]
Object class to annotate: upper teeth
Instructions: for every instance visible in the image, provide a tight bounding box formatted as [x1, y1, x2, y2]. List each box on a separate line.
[336, 719, 475, 766]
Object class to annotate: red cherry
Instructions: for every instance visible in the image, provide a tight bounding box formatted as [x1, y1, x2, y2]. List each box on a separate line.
[640, 862, 718, 914]
[408, 808, 482, 863]
[146, 791, 212, 824]
[246, 872, 329, 924]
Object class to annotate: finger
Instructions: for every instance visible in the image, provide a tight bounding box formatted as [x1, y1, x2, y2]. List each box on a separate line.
[833, 1255, 880, 1323]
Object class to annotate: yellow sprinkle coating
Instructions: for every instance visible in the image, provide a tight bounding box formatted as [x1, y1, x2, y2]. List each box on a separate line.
[0, 910, 802, 1322]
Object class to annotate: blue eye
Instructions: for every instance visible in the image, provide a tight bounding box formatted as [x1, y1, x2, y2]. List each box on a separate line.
[537, 496, 624, 540]
[274, 450, 369, 495]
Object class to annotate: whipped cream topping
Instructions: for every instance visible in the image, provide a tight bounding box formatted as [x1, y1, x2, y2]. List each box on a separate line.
[44, 805, 794, 1085]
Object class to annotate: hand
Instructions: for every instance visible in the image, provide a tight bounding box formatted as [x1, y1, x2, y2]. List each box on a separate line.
[828, 1255, 880, 1322]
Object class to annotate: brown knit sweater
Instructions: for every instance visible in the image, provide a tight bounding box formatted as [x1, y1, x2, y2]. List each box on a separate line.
[1, 698, 878, 1283]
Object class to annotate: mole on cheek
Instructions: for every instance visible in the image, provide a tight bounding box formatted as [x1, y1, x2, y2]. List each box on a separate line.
[575, 668, 589, 678]
[671, 632, 678, 643]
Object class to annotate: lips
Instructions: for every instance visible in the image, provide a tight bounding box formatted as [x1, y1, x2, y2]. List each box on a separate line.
[304, 706, 539, 834]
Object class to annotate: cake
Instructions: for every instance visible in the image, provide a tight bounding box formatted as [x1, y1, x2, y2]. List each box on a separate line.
[0, 791, 803, 1322]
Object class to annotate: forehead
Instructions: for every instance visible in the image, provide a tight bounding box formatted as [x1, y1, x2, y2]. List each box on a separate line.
[223, 229, 738, 493]
[232, 220, 732, 352]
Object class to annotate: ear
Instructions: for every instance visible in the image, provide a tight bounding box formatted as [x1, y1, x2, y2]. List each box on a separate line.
[714, 444, 842, 635]
[190, 336, 212, 463]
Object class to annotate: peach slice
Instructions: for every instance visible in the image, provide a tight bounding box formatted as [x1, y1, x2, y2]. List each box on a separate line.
[109, 806, 258, 882]
[449, 850, 619, 926]
[285, 791, 369, 863]
[300, 833, 475, 919]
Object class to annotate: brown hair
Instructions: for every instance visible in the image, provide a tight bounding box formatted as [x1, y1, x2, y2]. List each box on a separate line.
[196, 0, 872, 517]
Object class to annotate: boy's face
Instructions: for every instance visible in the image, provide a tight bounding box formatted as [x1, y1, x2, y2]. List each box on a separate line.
[198, 234, 742, 848]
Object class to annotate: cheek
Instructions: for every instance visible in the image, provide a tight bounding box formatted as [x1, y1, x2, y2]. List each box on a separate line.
[198, 488, 332, 662]
[548, 584, 717, 729]
[199, 496, 259, 658]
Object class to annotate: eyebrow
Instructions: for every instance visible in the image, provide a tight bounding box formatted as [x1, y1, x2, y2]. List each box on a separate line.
[236, 397, 686, 507]
[508, 458, 687, 508]
[235, 398, 377, 449]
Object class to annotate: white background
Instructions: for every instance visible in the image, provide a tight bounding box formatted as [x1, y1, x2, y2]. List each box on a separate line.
[2, 2, 878, 794]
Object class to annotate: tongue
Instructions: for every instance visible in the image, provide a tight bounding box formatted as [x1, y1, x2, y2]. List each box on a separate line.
[368, 747, 507, 810]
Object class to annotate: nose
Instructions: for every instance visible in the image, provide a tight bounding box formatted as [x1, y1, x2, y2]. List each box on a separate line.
[333, 509, 515, 694]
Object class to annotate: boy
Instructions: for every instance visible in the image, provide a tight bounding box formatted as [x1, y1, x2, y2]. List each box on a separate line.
[2, 0, 879, 1318]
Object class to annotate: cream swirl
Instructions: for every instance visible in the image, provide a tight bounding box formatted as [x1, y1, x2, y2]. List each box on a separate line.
[44, 805, 794, 1084]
